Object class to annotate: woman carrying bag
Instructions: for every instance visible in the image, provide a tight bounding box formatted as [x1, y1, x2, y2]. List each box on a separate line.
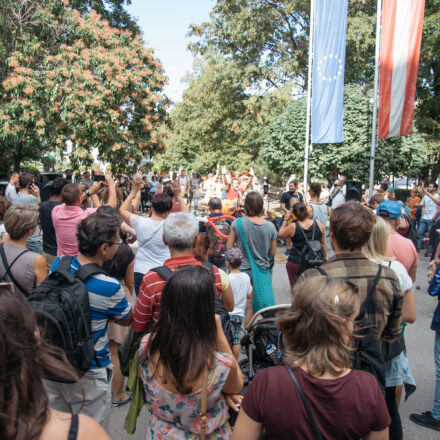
[232, 275, 390, 440]
[138, 265, 243, 439]
[227, 192, 277, 316]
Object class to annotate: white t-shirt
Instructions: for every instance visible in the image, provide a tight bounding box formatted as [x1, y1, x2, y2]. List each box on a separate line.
[422, 194, 439, 220]
[372, 258, 412, 293]
[229, 272, 252, 317]
[130, 214, 170, 274]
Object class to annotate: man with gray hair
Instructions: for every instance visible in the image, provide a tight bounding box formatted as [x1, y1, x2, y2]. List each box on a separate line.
[132, 212, 234, 332]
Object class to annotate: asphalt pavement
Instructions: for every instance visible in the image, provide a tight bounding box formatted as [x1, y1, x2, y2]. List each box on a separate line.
[109, 251, 440, 440]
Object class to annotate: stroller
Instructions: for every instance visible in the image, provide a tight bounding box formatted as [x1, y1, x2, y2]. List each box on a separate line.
[239, 304, 290, 386]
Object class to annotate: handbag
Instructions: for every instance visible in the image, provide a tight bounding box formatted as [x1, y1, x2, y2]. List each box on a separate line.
[200, 368, 208, 440]
[285, 365, 323, 440]
[235, 217, 275, 312]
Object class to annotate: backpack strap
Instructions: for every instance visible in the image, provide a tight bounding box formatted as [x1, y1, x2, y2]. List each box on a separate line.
[150, 266, 174, 282]
[358, 264, 382, 320]
[313, 267, 327, 277]
[0, 243, 31, 296]
[75, 263, 108, 282]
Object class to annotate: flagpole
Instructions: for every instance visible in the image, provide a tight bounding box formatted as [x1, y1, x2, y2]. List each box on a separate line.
[369, 0, 382, 197]
[303, 0, 315, 199]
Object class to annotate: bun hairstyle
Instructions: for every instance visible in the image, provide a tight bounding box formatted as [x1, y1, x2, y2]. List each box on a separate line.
[278, 276, 359, 377]
[0, 284, 79, 440]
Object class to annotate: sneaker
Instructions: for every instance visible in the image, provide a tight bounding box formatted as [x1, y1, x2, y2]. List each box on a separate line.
[424, 251, 432, 258]
[410, 411, 440, 431]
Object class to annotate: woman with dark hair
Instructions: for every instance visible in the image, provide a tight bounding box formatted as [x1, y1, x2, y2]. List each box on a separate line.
[232, 276, 390, 439]
[139, 265, 243, 438]
[0, 283, 109, 440]
[278, 201, 327, 288]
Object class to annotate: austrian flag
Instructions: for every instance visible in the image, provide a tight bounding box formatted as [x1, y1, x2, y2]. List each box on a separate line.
[378, 0, 425, 138]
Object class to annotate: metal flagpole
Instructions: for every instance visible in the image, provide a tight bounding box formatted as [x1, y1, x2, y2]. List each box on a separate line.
[303, 0, 315, 199]
[369, 0, 382, 197]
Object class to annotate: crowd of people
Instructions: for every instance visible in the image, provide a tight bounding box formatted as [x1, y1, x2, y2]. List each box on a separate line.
[1, 165, 440, 439]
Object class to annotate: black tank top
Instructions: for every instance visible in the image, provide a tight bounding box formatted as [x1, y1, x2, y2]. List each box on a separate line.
[288, 221, 322, 264]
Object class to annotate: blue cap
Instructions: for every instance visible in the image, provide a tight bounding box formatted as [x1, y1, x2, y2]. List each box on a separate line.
[377, 200, 403, 219]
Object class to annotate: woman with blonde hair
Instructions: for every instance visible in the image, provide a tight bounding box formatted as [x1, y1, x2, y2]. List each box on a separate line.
[0, 204, 47, 297]
[233, 276, 390, 439]
[363, 215, 416, 440]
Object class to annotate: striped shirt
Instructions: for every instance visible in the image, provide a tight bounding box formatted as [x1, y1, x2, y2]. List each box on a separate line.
[133, 255, 223, 333]
[51, 256, 132, 369]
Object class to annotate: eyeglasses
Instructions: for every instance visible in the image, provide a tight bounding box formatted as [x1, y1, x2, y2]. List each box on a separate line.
[29, 218, 41, 230]
[110, 239, 123, 247]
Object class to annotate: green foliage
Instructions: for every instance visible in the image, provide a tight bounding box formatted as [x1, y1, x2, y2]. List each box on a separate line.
[261, 84, 428, 183]
[0, 2, 170, 171]
[162, 57, 291, 173]
[68, 0, 140, 35]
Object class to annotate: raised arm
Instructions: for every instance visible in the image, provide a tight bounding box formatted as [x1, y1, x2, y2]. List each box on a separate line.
[104, 174, 116, 208]
[119, 171, 142, 225]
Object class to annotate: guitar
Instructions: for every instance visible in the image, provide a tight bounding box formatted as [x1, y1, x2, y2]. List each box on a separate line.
[222, 197, 243, 216]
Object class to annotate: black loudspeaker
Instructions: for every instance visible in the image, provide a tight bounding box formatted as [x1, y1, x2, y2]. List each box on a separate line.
[39, 172, 63, 202]
[346, 180, 362, 202]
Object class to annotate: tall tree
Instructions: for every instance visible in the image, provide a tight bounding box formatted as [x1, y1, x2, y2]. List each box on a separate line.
[162, 57, 290, 173]
[68, 0, 140, 35]
[0, 1, 169, 171]
[261, 84, 428, 182]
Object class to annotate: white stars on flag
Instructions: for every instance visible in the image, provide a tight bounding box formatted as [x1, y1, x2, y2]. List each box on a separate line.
[317, 54, 343, 82]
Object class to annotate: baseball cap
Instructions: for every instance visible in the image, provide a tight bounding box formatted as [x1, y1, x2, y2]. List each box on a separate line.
[377, 200, 403, 219]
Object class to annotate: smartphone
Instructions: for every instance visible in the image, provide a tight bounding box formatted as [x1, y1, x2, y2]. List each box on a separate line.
[94, 175, 105, 182]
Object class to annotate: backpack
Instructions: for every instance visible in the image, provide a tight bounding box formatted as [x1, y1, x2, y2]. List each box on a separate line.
[206, 219, 230, 266]
[315, 265, 386, 395]
[150, 262, 235, 348]
[293, 222, 323, 270]
[27, 256, 107, 382]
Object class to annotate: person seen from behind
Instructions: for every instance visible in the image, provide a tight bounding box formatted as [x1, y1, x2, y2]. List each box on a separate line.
[0, 283, 110, 440]
[139, 265, 243, 438]
[46, 212, 132, 431]
[278, 201, 326, 288]
[119, 172, 173, 295]
[232, 276, 390, 439]
[225, 248, 253, 359]
[0, 205, 47, 297]
[52, 175, 116, 257]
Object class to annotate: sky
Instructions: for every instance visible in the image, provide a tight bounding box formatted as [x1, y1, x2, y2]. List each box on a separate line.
[127, 0, 215, 103]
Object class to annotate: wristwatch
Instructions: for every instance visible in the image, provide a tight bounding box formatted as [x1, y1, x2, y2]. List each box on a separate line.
[85, 189, 91, 197]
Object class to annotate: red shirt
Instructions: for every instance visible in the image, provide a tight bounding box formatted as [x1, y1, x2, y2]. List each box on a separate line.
[242, 366, 390, 439]
[132, 255, 223, 333]
[225, 187, 244, 200]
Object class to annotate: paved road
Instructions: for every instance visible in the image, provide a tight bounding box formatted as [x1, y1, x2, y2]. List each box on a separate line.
[109, 252, 439, 440]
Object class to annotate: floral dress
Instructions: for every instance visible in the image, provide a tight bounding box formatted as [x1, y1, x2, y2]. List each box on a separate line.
[139, 335, 233, 439]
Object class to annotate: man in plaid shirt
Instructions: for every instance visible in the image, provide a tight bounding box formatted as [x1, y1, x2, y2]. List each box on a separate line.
[298, 201, 403, 341]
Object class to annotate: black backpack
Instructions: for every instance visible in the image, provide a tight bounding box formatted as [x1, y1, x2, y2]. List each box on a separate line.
[27, 256, 107, 382]
[293, 222, 323, 270]
[315, 265, 386, 395]
[150, 262, 235, 348]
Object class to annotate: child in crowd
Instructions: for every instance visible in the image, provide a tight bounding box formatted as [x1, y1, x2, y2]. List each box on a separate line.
[225, 248, 253, 360]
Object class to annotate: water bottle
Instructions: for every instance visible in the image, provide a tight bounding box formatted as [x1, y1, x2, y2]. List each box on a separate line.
[266, 343, 279, 365]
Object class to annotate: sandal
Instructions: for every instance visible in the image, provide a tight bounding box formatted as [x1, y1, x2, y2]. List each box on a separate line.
[112, 394, 132, 408]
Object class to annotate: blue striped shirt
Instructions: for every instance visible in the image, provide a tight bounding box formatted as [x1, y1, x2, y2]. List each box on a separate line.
[51, 256, 132, 369]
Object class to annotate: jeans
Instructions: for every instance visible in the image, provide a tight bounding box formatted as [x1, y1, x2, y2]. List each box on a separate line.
[432, 332, 440, 420]
[417, 218, 433, 250]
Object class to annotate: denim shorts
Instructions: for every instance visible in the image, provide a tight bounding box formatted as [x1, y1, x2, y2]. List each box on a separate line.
[230, 315, 244, 345]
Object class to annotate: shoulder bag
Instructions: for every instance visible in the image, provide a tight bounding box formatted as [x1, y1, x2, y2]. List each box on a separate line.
[285, 365, 323, 440]
[236, 217, 275, 312]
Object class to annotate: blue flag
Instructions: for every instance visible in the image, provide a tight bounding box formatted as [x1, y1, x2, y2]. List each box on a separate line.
[311, 0, 348, 144]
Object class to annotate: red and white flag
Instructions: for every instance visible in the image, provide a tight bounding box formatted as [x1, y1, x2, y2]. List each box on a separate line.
[378, 0, 425, 138]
